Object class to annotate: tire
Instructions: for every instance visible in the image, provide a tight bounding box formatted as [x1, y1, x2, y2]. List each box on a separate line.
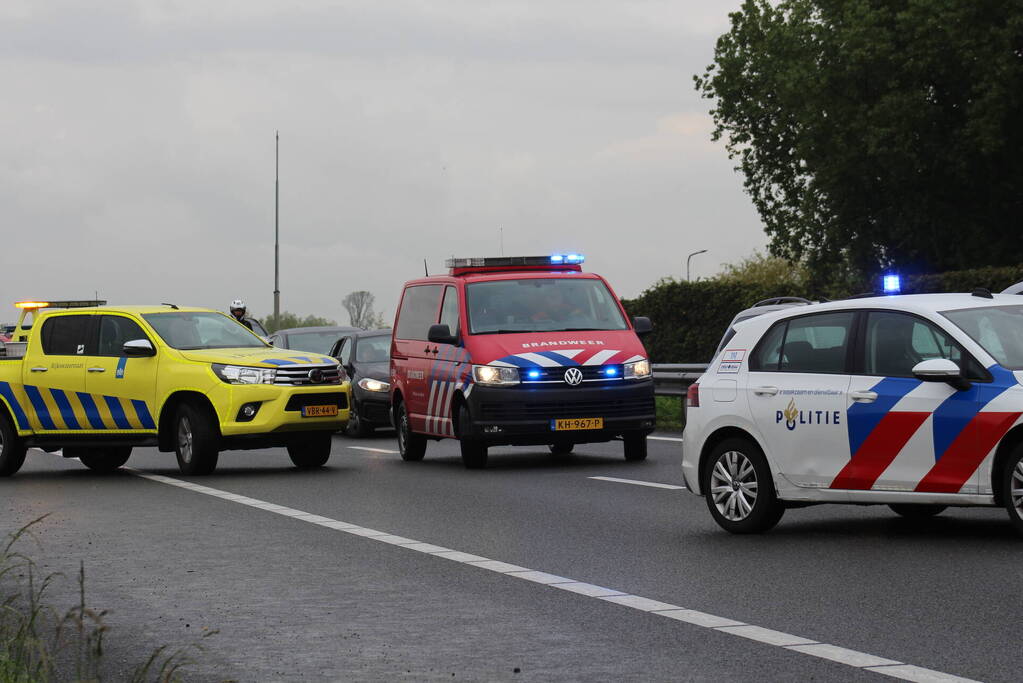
[458, 404, 487, 469]
[396, 401, 426, 462]
[1002, 443, 1023, 535]
[623, 433, 648, 461]
[346, 403, 374, 438]
[702, 437, 784, 534]
[888, 503, 946, 519]
[76, 447, 132, 473]
[288, 433, 332, 469]
[0, 414, 27, 477]
[549, 442, 574, 456]
[174, 402, 220, 475]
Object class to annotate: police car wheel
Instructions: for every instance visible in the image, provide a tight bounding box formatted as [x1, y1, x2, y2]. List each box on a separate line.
[0, 414, 27, 477]
[1002, 445, 1023, 534]
[623, 433, 647, 461]
[888, 504, 946, 519]
[174, 403, 219, 475]
[396, 401, 426, 461]
[702, 437, 783, 534]
[77, 447, 132, 473]
[549, 442, 574, 456]
[458, 404, 488, 469]
[288, 433, 331, 469]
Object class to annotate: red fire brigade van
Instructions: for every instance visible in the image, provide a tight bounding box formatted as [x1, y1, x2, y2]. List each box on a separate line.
[389, 255, 655, 468]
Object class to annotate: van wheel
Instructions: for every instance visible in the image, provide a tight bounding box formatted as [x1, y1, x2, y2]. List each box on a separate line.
[702, 437, 784, 534]
[0, 414, 27, 477]
[76, 447, 132, 473]
[623, 432, 648, 461]
[1002, 443, 1023, 535]
[396, 401, 426, 461]
[458, 404, 487, 469]
[175, 402, 219, 475]
[288, 433, 331, 469]
[549, 442, 574, 456]
[888, 504, 946, 519]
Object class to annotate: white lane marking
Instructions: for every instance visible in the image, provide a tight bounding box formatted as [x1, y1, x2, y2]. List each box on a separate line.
[648, 435, 684, 442]
[346, 446, 399, 454]
[128, 469, 980, 683]
[589, 476, 685, 490]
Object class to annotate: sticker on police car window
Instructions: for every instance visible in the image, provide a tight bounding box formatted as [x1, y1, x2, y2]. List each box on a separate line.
[717, 349, 745, 373]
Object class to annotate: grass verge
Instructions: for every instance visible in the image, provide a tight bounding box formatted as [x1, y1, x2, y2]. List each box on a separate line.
[655, 396, 686, 432]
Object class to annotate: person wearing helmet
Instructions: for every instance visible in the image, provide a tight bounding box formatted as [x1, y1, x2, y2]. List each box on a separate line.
[229, 299, 255, 331]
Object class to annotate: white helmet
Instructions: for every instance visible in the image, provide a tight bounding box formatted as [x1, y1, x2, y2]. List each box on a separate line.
[230, 299, 246, 313]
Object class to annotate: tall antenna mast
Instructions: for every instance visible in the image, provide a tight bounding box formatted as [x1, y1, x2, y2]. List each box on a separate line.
[273, 131, 280, 322]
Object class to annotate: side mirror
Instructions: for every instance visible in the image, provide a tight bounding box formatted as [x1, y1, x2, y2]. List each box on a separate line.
[912, 358, 971, 391]
[632, 316, 653, 336]
[123, 339, 156, 357]
[428, 323, 458, 345]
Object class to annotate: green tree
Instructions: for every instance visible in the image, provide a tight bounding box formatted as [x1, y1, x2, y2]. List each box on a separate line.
[714, 251, 809, 290]
[696, 0, 1023, 286]
[260, 312, 336, 334]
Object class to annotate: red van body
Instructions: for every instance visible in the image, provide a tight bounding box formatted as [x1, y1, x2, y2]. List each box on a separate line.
[389, 256, 655, 468]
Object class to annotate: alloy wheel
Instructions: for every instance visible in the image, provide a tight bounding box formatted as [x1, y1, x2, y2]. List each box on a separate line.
[178, 416, 194, 464]
[1012, 460, 1023, 518]
[710, 450, 759, 522]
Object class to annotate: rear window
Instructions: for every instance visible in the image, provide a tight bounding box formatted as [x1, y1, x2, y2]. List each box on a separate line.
[751, 312, 854, 374]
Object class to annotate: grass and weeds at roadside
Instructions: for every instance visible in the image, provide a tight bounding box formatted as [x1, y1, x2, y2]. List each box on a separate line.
[0, 516, 215, 682]
[655, 396, 685, 432]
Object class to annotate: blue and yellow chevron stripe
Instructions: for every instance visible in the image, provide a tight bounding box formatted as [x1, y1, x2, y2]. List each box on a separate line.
[0, 381, 157, 432]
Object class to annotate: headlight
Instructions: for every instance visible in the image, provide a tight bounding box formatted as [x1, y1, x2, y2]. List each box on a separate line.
[358, 377, 390, 392]
[624, 359, 651, 380]
[212, 364, 277, 385]
[473, 365, 520, 386]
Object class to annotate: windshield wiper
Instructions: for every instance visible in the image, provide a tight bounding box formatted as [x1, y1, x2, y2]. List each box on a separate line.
[476, 329, 533, 335]
[558, 327, 606, 332]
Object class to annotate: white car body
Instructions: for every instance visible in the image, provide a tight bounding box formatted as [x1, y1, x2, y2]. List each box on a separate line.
[682, 293, 1023, 523]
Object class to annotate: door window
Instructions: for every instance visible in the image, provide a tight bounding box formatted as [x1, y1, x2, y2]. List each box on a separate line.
[439, 286, 460, 336]
[863, 311, 979, 378]
[751, 312, 854, 374]
[337, 338, 352, 365]
[96, 316, 150, 357]
[40, 315, 91, 356]
[395, 285, 443, 341]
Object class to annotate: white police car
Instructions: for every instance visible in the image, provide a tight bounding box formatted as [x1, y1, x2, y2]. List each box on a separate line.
[682, 290, 1023, 534]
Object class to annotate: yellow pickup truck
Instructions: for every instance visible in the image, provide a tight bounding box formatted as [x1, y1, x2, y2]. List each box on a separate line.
[0, 302, 350, 476]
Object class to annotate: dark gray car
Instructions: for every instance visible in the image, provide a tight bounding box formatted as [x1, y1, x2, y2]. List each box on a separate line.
[329, 330, 392, 437]
[268, 325, 356, 355]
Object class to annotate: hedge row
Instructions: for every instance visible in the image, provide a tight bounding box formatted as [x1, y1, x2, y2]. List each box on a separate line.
[622, 265, 1023, 364]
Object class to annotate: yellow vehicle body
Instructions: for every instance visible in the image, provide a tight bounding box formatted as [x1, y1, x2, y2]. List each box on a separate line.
[0, 305, 350, 447]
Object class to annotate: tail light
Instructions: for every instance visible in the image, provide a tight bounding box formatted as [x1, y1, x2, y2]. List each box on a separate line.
[686, 382, 700, 408]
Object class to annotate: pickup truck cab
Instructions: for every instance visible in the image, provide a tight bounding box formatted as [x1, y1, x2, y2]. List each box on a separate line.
[0, 303, 350, 476]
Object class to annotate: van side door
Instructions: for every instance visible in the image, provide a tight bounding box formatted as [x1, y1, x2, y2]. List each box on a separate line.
[427, 285, 469, 437]
[391, 284, 443, 433]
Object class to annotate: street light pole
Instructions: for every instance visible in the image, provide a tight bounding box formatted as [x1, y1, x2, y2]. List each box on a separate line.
[686, 249, 708, 282]
[273, 131, 280, 323]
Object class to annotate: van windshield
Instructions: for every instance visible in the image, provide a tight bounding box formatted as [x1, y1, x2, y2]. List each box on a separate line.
[466, 278, 628, 334]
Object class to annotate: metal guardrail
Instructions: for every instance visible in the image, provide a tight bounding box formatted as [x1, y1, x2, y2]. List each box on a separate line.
[651, 363, 708, 397]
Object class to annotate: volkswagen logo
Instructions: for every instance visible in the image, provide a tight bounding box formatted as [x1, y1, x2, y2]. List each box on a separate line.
[563, 367, 583, 386]
[308, 368, 324, 384]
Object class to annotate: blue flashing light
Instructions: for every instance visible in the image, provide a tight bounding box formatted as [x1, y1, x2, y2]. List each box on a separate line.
[526, 369, 542, 380]
[550, 254, 565, 264]
[603, 366, 619, 377]
[565, 253, 585, 264]
[882, 273, 901, 295]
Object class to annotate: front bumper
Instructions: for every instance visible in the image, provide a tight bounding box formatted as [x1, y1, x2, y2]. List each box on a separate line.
[215, 382, 351, 436]
[353, 386, 392, 426]
[464, 380, 655, 446]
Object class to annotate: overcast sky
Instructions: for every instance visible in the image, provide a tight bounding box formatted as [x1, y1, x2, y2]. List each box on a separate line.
[0, 0, 764, 324]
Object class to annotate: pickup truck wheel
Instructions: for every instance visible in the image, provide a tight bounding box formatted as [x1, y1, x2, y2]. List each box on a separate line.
[288, 433, 332, 469]
[175, 403, 219, 475]
[458, 404, 487, 469]
[0, 415, 27, 477]
[76, 447, 132, 473]
[396, 401, 426, 462]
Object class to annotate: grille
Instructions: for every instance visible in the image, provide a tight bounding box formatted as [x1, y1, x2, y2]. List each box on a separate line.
[521, 365, 622, 384]
[274, 364, 342, 386]
[285, 392, 349, 411]
[479, 396, 654, 421]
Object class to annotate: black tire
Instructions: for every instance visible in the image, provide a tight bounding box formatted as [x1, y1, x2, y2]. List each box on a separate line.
[458, 404, 487, 469]
[1002, 443, 1023, 535]
[623, 432, 648, 461]
[346, 403, 374, 438]
[174, 402, 219, 475]
[701, 437, 784, 534]
[549, 442, 574, 456]
[0, 413, 27, 477]
[888, 503, 947, 519]
[396, 401, 426, 462]
[288, 433, 332, 469]
[76, 447, 132, 473]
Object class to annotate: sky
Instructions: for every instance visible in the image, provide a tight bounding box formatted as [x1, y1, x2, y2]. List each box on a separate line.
[0, 0, 765, 324]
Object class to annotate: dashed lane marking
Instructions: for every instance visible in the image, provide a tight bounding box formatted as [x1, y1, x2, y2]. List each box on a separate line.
[127, 469, 979, 683]
[589, 476, 686, 490]
[346, 446, 399, 454]
[648, 435, 684, 442]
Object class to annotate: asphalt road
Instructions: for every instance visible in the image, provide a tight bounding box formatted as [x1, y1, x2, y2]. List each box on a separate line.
[2, 432, 1018, 682]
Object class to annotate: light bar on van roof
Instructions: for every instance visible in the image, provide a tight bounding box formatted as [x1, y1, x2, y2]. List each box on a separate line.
[444, 255, 585, 269]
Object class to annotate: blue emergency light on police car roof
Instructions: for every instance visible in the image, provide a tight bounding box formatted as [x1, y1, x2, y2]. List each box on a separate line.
[883, 273, 901, 294]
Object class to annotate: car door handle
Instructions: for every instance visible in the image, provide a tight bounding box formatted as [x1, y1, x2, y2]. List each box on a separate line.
[753, 386, 779, 396]
[87, 367, 106, 373]
[850, 390, 878, 403]
[29, 366, 48, 373]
